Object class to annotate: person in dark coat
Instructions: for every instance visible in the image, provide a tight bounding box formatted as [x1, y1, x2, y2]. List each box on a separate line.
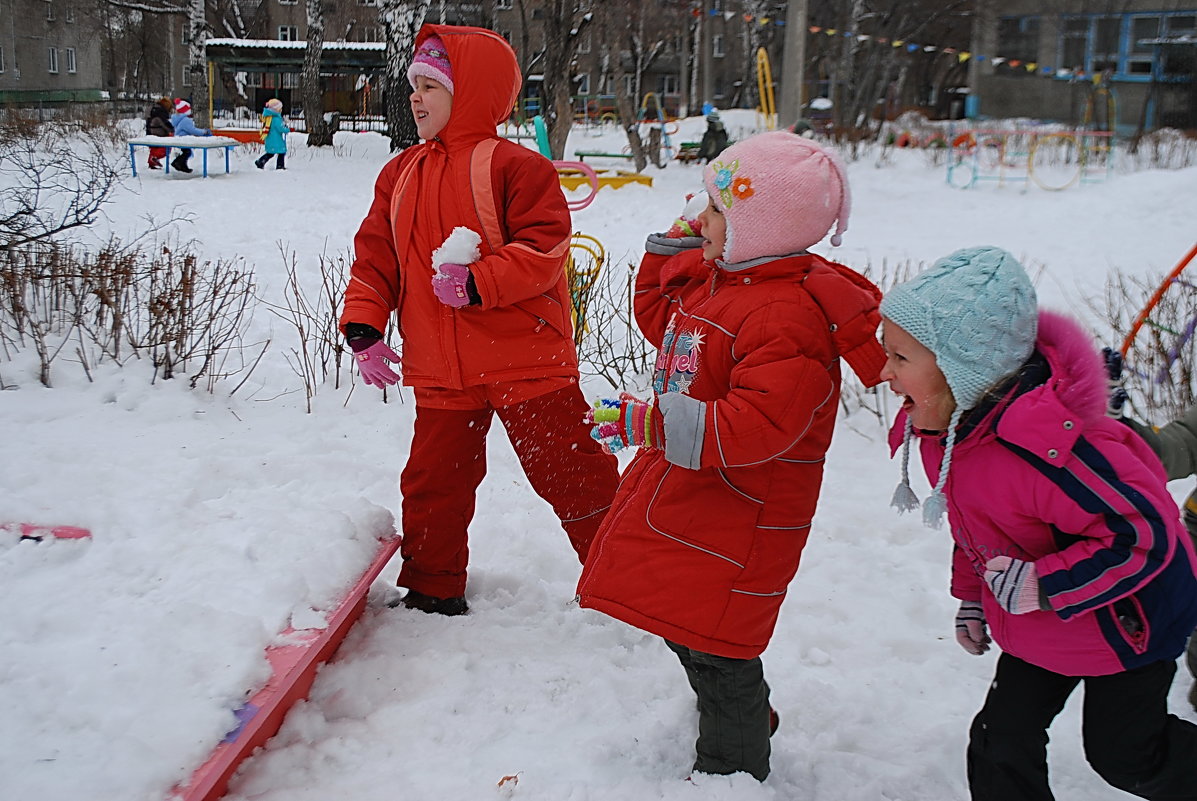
[144, 97, 174, 170]
[696, 110, 729, 163]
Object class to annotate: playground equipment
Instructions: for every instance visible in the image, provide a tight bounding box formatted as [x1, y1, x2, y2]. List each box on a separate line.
[552, 160, 600, 211]
[556, 165, 653, 191]
[1083, 77, 1117, 133]
[756, 48, 778, 131]
[638, 92, 677, 164]
[946, 127, 1114, 191]
[565, 233, 607, 345]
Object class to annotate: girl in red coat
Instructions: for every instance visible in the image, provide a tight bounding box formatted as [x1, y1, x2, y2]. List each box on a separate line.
[341, 25, 618, 616]
[577, 131, 887, 781]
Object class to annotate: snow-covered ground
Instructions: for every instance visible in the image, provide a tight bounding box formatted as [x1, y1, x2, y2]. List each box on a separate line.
[2, 110, 1196, 801]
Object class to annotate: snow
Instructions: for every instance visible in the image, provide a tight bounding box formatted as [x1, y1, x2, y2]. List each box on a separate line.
[2, 110, 1196, 801]
[432, 226, 483, 270]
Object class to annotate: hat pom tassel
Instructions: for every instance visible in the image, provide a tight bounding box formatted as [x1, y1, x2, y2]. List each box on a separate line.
[891, 480, 921, 514]
[922, 490, 947, 529]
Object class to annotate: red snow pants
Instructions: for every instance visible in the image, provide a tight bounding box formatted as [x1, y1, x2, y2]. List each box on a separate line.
[397, 382, 619, 599]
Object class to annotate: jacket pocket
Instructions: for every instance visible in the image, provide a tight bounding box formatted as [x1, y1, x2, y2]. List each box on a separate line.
[1109, 596, 1151, 655]
[646, 465, 763, 567]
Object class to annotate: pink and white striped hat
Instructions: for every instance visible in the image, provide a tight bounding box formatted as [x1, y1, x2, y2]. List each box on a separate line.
[407, 35, 454, 94]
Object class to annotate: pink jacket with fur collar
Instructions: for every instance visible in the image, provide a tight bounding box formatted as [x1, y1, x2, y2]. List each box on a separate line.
[894, 310, 1197, 676]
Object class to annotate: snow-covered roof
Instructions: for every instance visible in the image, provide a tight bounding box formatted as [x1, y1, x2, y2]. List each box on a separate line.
[205, 38, 386, 51]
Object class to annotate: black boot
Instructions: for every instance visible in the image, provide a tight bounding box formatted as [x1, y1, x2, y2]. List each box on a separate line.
[171, 156, 192, 173]
[255, 155, 267, 170]
[389, 589, 468, 616]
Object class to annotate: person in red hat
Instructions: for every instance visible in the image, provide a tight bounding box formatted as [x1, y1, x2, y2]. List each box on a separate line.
[168, 98, 211, 173]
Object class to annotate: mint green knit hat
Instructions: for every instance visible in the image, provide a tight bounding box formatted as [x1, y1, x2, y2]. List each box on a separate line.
[880, 246, 1038, 527]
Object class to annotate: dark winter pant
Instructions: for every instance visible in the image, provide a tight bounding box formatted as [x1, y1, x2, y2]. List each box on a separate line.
[968, 652, 1197, 801]
[396, 384, 618, 599]
[665, 639, 772, 781]
[256, 152, 285, 169]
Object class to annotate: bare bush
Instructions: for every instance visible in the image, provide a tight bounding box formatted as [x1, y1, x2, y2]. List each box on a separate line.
[264, 246, 359, 412]
[576, 258, 653, 393]
[1092, 269, 1197, 422]
[0, 238, 261, 390]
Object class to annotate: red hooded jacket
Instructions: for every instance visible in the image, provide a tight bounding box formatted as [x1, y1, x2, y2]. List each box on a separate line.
[577, 247, 885, 659]
[340, 25, 577, 388]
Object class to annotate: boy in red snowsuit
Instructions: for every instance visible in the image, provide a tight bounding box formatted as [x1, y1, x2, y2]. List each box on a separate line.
[341, 25, 618, 616]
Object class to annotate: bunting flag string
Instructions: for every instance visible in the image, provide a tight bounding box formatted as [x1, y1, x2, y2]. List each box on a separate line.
[692, 9, 1100, 82]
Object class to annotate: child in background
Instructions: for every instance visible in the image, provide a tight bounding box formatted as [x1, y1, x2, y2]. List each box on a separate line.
[144, 97, 174, 169]
[340, 24, 618, 617]
[577, 131, 887, 781]
[880, 246, 1197, 801]
[169, 99, 211, 174]
[255, 98, 289, 170]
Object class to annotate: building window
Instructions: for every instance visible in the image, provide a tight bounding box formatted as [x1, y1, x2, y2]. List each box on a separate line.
[282, 72, 300, 88]
[1127, 15, 1161, 75]
[279, 0, 298, 5]
[997, 16, 1040, 65]
[623, 74, 634, 96]
[65, 4, 74, 22]
[47, 47, 59, 73]
[661, 74, 679, 95]
[182, 65, 191, 86]
[44, 1, 54, 21]
[1091, 16, 1120, 73]
[578, 33, 591, 54]
[712, 34, 724, 58]
[65, 47, 75, 73]
[575, 73, 590, 95]
[357, 0, 377, 5]
[362, 26, 382, 43]
[245, 72, 263, 87]
[0, 46, 5, 72]
[279, 25, 299, 41]
[495, 0, 512, 9]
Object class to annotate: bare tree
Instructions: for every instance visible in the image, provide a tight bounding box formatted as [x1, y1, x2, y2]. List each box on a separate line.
[378, 0, 431, 152]
[303, 0, 334, 147]
[539, 0, 594, 159]
[0, 123, 123, 251]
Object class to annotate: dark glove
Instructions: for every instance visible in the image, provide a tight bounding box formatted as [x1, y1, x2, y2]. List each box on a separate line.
[1101, 347, 1129, 418]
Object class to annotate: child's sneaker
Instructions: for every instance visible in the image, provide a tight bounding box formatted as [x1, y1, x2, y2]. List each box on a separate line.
[390, 589, 468, 616]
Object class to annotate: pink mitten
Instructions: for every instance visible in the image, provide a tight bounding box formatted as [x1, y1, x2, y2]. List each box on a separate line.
[954, 600, 990, 655]
[353, 340, 401, 387]
[984, 556, 1045, 615]
[432, 263, 473, 308]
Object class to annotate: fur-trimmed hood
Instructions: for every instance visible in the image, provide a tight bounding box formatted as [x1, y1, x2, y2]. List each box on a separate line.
[1027, 309, 1108, 423]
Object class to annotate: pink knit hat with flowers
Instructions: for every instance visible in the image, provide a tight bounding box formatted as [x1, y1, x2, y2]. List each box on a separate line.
[407, 35, 454, 94]
[702, 130, 851, 263]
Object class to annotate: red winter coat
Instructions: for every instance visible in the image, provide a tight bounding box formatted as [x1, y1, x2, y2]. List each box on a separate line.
[577, 247, 886, 659]
[340, 24, 577, 389]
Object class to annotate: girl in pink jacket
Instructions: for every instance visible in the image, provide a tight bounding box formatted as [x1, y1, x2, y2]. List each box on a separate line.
[880, 246, 1197, 801]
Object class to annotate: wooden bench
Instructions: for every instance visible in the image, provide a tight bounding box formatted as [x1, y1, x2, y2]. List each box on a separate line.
[573, 150, 634, 162]
[127, 135, 240, 178]
[676, 142, 702, 163]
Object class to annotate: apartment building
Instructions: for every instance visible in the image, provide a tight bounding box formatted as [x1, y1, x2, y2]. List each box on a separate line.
[0, 0, 104, 105]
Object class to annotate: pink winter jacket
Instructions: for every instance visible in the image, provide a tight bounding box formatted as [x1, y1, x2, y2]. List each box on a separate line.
[891, 310, 1197, 676]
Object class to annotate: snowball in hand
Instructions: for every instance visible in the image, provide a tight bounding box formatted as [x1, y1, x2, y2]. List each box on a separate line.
[432, 227, 482, 273]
